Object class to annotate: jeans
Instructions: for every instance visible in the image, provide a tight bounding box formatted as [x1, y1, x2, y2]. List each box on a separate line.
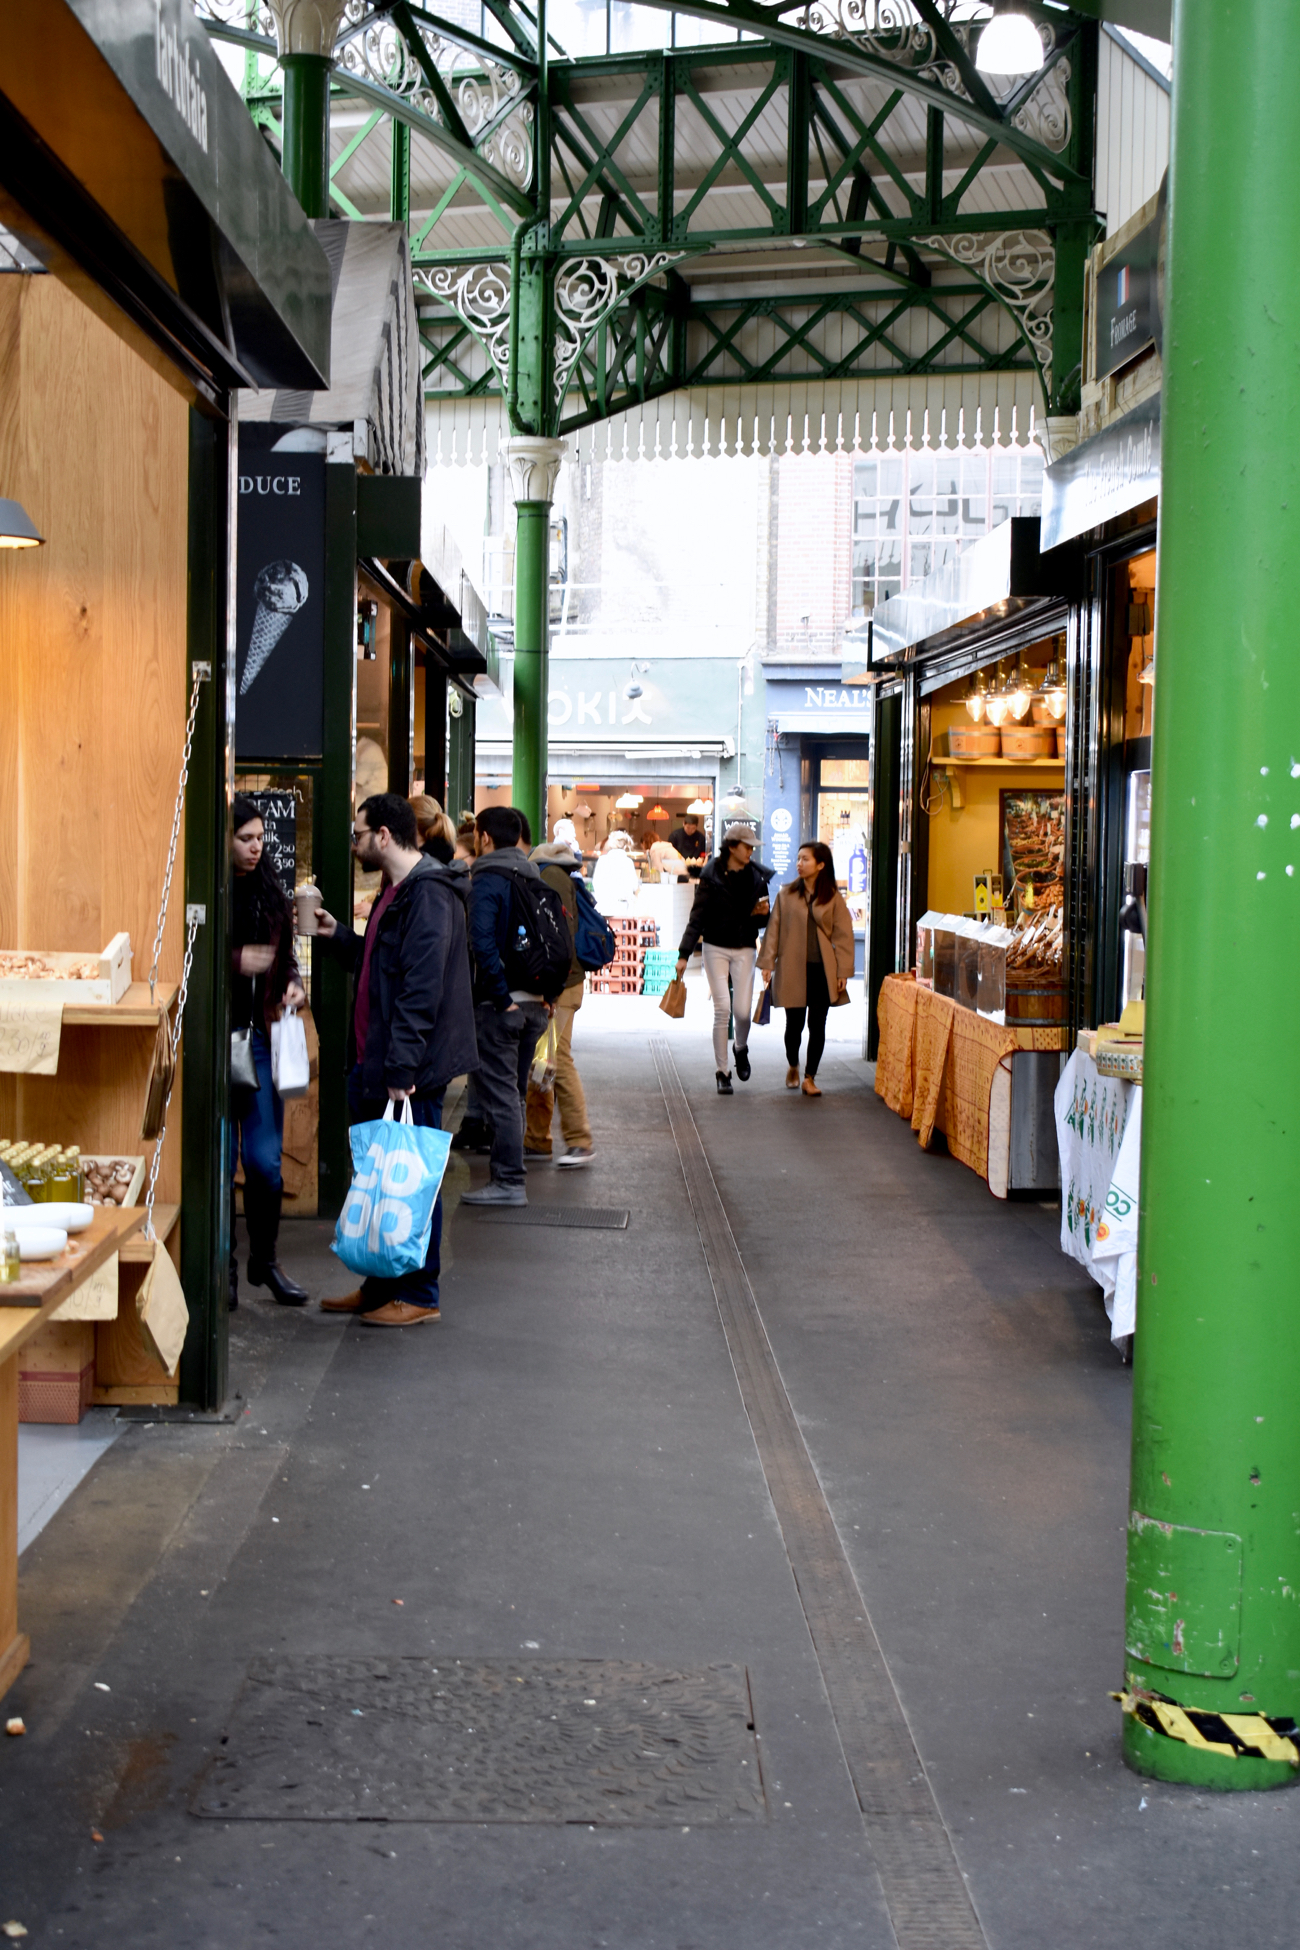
[230, 1029, 283, 1192]
[702, 943, 756, 1073]
[346, 1068, 445, 1310]
[784, 962, 831, 1077]
[474, 999, 550, 1187]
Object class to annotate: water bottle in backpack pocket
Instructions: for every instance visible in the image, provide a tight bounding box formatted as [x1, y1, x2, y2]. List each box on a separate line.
[504, 873, 574, 1001]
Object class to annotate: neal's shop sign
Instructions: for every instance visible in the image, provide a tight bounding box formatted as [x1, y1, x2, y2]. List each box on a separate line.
[1094, 178, 1165, 381]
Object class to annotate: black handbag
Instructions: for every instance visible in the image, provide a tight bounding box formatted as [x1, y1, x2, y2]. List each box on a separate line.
[231, 977, 259, 1089]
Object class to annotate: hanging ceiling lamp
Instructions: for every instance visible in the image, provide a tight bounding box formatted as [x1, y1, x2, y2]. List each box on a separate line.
[646, 804, 669, 820]
[687, 797, 712, 816]
[0, 497, 44, 548]
[1008, 659, 1033, 722]
[1039, 659, 1068, 719]
[964, 671, 988, 723]
[984, 663, 1011, 728]
[975, 9, 1044, 75]
[615, 791, 642, 810]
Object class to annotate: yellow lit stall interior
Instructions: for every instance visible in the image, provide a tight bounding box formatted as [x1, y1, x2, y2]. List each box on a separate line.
[923, 636, 1067, 919]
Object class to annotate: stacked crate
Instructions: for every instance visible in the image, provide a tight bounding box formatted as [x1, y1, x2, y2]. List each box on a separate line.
[589, 916, 659, 994]
[641, 947, 679, 998]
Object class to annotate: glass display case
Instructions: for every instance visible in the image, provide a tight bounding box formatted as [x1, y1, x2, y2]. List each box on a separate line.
[915, 911, 941, 988]
[976, 925, 1016, 1024]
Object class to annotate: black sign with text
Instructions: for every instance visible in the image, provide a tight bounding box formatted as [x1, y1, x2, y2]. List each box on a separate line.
[235, 437, 326, 759]
[1095, 179, 1165, 380]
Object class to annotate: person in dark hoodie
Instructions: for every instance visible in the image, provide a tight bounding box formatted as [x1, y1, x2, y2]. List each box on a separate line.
[675, 822, 774, 1094]
[313, 792, 477, 1326]
[460, 804, 551, 1206]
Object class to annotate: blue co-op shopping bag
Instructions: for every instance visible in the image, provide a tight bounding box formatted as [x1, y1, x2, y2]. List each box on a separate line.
[332, 1099, 452, 1280]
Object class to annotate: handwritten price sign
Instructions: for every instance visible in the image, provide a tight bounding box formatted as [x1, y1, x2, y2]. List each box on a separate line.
[0, 998, 63, 1074]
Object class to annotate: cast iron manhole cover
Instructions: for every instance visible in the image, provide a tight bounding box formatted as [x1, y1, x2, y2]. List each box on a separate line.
[460, 1205, 630, 1229]
[192, 1658, 764, 1824]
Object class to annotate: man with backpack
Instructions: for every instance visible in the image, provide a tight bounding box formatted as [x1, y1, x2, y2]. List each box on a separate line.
[525, 838, 605, 1166]
[462, 806, 572, 1206]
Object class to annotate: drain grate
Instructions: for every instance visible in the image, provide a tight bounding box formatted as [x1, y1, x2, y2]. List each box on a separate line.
[461, 1204, 629, 1229]
[192, 1657, 763, 1824]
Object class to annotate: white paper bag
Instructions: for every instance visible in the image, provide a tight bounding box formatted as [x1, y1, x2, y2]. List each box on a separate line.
[271, 1006, 310, 1099]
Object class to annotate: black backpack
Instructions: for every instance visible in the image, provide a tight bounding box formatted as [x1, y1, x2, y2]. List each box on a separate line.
[504, 872, 574, 1002]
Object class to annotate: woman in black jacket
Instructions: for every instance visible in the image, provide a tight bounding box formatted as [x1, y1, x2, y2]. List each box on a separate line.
[675, 823, 774, 1093]
[230, 795, 308, 1309]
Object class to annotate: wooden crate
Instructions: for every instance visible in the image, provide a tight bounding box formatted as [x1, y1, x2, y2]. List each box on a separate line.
[18, 1318, 94, 1424]
[0, 933, 132, 1008]
[81, 1152, 146, 1208]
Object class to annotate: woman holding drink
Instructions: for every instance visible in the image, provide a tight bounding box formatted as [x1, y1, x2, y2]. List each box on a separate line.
[229, 795, 309, 1309]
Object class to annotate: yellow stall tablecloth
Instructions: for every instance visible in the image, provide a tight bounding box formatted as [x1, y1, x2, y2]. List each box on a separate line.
[876, 977, 1020, 1190]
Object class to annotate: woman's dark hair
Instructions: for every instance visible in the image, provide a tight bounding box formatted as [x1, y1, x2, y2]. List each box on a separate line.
[792, 840, 837, 906]
[231, 795, 294, 994]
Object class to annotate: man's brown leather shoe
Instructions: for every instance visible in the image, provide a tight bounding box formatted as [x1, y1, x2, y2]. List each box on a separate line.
[360, 1301, 440, 1327]
[320, 1290, 364, 1313]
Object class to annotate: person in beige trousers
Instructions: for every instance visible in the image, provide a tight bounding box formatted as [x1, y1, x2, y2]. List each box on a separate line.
[525, 839, 595, 1165]
[757, 841, 855, 1096]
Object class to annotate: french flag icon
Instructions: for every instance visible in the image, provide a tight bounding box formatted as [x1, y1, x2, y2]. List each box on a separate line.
[1117, 264, 1131, 305]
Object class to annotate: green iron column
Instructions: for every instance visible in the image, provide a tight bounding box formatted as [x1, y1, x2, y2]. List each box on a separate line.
[504, 437, 564, 843]
[1123, 0, 1300, 1789]
[267, 1, 347, 218]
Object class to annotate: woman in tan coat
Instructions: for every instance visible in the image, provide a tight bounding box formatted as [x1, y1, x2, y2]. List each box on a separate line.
[757, 841, 855, 1096]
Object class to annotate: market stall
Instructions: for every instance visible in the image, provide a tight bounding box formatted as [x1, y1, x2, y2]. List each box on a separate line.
[0, 0, 331, 1697]
[867, 515, 1080, 1190]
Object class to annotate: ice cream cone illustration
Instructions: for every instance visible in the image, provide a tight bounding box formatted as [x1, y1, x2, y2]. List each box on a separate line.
[240, 560, 310, 695]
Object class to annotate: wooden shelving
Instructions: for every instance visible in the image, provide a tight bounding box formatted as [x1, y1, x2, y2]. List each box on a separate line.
[118, 1203, 179, 1263]
[936, 757, 1065, 770]
[61, 982, 179, 1027]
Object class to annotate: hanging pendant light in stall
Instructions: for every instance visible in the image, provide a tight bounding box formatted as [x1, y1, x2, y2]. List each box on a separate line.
[646, 804, 669, 821]
[984, 662, 1012, 728]
[963, 671, 989, 723]
[1007, 658, 1033, 722]
[615, 791, 642, 811]
[0, 499, 44, 548]
[687, 797, 711, 816]
[1038, 657, 1068, 720]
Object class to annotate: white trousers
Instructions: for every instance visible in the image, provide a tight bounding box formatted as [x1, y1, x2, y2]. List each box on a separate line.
[702, 943, 756, 1073]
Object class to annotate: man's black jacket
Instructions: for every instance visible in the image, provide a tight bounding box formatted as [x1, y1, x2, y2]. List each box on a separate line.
[321, 856, 478, 1096]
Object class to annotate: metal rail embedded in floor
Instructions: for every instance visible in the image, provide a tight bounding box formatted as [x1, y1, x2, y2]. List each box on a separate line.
[653, 1039, 988, 1950]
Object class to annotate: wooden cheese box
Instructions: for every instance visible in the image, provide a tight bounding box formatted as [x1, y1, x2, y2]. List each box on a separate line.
[0, 933, 132, 1008]
[18, 1318, 95, 1424]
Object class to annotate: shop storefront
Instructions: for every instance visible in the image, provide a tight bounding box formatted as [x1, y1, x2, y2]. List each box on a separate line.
[0, 0, 331, 1689]
[865, 515, 1082, 1196]
[762, 665, 874, 974]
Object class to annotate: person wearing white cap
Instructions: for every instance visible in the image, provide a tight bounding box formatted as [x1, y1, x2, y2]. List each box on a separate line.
[675, 823, 774, 1094]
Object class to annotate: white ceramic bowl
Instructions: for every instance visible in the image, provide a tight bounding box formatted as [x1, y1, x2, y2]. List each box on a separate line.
[8, 1203, 94, 1233]
[15, 1227, 68, 1260]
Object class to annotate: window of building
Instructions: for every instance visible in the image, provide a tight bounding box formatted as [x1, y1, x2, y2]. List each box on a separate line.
[851, 443, 1044, 616]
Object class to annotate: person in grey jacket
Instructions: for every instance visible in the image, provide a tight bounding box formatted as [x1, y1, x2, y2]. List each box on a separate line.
[461, 805, 552, 1206]
[314, 793, 477, 1326]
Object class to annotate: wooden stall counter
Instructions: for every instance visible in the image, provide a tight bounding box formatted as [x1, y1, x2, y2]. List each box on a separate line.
[874, 975, 1023, 1195]
[0, 1204, 145, 1699]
